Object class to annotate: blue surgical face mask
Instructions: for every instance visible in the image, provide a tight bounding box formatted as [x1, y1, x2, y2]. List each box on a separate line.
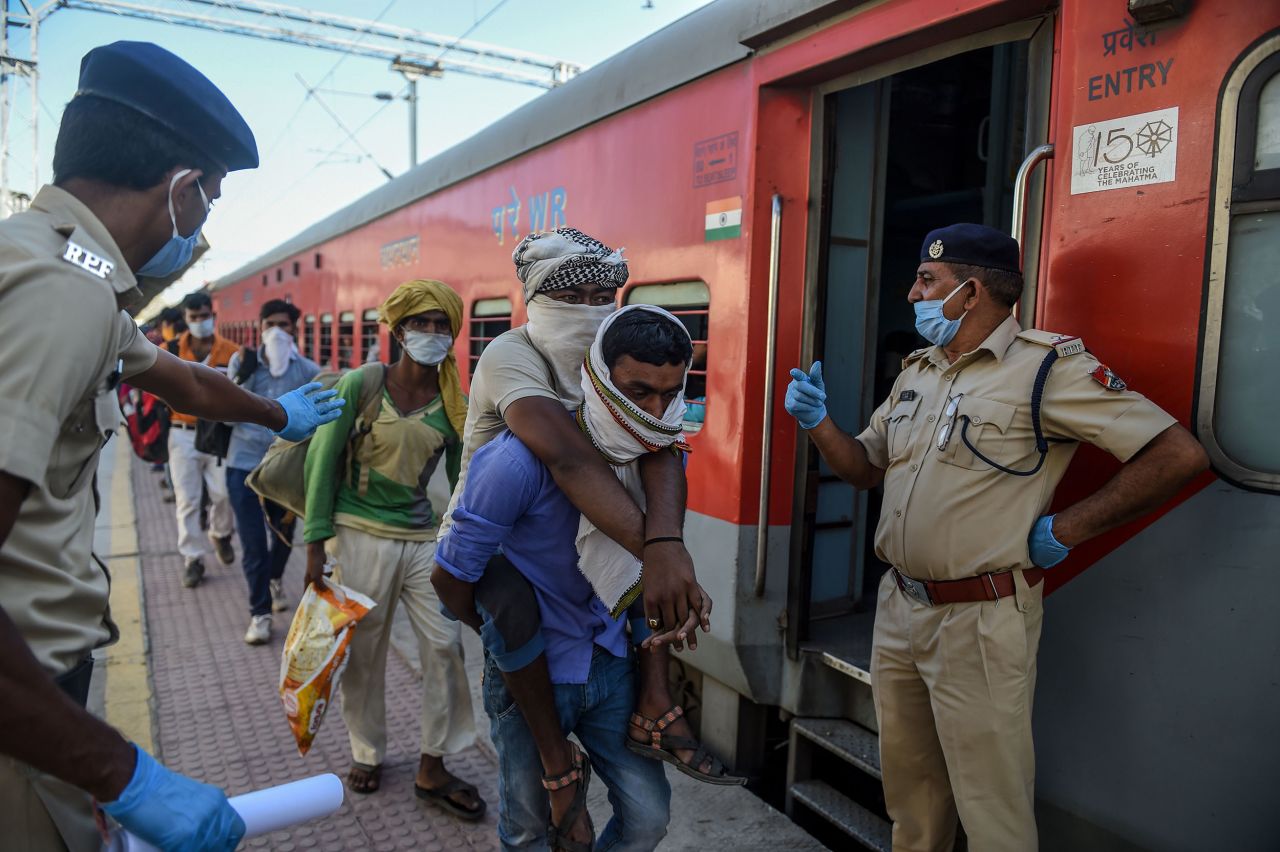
[913, 280, 971, 347]
[137, 169, 208, 279]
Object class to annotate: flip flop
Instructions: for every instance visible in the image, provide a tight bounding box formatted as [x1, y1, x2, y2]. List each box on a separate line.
[627, 705, 748, 786]
[415, 777, 487, 822]
[347, 762, 382, 795]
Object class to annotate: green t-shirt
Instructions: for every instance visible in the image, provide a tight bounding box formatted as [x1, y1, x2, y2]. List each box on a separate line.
[303, 367, 461, 543]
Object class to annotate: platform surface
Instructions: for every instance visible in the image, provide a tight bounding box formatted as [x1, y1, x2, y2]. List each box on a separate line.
[93, 438, 826, 851]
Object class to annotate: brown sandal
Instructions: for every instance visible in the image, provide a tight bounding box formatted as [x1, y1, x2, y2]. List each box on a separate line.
[626, 705, 747, 786]
[542, 741, 594, 852]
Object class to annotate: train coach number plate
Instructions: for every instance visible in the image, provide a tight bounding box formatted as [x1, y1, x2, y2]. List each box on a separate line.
[693, 132, 739, 188]
[1071, 106, 1178, 195]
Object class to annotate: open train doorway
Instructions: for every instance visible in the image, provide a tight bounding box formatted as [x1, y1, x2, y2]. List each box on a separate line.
[788, 30, 1050, 673]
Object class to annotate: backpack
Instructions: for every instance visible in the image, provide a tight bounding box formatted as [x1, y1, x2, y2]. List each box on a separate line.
[117, 383, 171, 464]
[245, 362, 386, 518]
[193, 346, 259, 459]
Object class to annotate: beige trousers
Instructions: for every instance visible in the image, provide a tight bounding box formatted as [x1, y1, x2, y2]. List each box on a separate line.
[0, 756, 99, 852]
[870, 569, 1044, 852]
[328, 525, 476, 766]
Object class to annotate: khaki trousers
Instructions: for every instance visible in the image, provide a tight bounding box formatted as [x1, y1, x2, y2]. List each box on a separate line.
[0, 756, 98, 852]
[328, 526, 476, 766]
[870, 569, 1044, 852]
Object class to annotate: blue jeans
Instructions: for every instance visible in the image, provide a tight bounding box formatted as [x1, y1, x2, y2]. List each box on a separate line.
[483, 649, 670, 852]
[226, 467, 295, 617]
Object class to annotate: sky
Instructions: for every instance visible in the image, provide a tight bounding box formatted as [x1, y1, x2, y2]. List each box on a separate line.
[3, 0, 715, 312]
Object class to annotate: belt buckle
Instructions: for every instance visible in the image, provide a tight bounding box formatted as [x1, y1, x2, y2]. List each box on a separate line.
[894, 569, 933, 606]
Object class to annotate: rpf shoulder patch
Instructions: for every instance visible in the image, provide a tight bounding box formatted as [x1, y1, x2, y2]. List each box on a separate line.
[61, 239, 115, 280]
[1091, 364, 1127, 391]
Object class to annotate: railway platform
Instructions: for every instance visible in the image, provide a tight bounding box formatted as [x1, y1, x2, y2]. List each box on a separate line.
[89, 434, 825, 851]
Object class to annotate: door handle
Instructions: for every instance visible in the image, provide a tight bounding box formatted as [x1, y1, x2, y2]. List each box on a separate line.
[755, 194, 783, 598]
[1011, 144, 1054, 248]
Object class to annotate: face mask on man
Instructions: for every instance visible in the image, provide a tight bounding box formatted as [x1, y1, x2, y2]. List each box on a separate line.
[138, 169, 209, 279]
[525, 295, 617, 409]
[401, 330, 453, 366]
[188, 317, 215, 339]
[261, 326, 295, 377]
[913, 280, 971, 347]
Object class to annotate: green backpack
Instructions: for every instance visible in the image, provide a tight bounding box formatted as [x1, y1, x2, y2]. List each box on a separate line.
[246, 362, 386, 518]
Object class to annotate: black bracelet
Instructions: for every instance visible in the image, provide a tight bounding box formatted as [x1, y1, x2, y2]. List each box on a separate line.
[644, 536, 684, 547]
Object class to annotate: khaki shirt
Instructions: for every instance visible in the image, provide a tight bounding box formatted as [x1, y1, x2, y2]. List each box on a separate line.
[438, 325, 562, 537]
[0, 185, 158, 676]
[856, 316, 1175, 582]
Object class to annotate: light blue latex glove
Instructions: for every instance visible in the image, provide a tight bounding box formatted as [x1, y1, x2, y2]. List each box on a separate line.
[102, 744, 245, 852]
[273, 381, 345, 441]
[785, 361, 828, 430]
[1028, 514, 1070, 568]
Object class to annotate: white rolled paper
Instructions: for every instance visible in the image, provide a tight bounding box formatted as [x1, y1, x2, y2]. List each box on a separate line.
[120, 773, 344, 851]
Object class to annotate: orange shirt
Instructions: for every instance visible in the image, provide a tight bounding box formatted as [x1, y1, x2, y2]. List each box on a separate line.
[169, 332, 241, 425]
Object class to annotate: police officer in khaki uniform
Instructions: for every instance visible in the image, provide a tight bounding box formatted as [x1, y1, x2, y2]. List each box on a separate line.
[784, 224, 1209, 852]
[0, 42, 343, 852]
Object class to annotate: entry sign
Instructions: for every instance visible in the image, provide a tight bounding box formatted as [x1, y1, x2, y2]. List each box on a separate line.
[1071, 106, 1178, 195]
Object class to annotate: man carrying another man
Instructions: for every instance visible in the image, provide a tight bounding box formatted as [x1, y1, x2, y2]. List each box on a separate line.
[435, 304, 707, 851]
[783, 223, 1208, 851]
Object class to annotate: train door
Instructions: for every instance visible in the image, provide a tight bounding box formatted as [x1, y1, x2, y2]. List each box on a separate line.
[788, 28, 1052, 671]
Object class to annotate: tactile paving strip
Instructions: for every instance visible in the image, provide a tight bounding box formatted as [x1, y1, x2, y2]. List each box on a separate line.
[129, 458, 501, 850]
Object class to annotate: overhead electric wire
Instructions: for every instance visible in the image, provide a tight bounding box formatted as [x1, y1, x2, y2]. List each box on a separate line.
[255, 0, 400, 164]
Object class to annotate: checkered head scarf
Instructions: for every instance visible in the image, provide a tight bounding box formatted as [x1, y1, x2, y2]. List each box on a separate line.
[512, 227, 629, 303]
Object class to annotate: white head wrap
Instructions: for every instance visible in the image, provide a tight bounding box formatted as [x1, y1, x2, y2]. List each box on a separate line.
[512, 227, 629, 303]
[574, 304, 691, 616]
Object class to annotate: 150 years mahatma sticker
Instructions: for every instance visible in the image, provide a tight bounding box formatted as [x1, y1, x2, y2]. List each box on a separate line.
[1071, 106, 1178, 195]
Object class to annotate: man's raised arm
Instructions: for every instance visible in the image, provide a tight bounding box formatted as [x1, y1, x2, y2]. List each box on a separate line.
[129, 345, 343, 440]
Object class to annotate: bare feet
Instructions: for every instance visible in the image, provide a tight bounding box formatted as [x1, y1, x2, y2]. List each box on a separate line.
[348, 762, 381, 794]
[544, 740, 594, 849]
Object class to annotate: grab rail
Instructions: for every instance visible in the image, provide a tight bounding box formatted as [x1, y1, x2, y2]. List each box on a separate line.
[1011, 143, 1054, 248]
[754, 194, 783, 598]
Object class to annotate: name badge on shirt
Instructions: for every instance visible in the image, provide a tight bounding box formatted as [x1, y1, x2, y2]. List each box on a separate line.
[61, 240, 115, 280]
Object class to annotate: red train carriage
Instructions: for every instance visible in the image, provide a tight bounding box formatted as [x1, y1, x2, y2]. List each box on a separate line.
[210, 2, 1280, 848]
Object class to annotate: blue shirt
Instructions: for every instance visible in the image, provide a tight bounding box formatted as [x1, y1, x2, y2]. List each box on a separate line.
[225, 348, 320, 471]
[435, 431, 628, 684]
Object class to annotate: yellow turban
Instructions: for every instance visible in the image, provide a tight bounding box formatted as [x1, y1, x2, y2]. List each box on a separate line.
[377, 279, 467, 436]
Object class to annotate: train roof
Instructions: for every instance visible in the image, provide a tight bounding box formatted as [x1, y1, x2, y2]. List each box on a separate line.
[212, 0, 835, 292]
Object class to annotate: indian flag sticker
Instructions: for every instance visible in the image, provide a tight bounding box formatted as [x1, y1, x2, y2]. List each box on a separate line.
[705, 197, 742, 242]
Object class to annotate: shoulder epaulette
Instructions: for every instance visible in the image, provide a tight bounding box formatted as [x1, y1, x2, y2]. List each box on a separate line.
[902, 346, 933, 369]
[1016, 329, 1085, 357]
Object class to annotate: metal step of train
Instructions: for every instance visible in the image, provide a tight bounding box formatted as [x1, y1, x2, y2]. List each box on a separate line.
[787, 718, 891, 852]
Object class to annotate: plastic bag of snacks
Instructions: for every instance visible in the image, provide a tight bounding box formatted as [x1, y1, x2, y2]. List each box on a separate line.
[279, 581, 376, 755]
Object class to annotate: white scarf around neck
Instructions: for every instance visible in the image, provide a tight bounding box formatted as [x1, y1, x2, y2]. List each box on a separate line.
[574, 304, 691, 616]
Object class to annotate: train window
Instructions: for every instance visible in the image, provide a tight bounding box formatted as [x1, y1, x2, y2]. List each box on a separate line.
[361, 309, 381, 364]
[293, 261, 301, 278]
[319, 313, 333, 368]
[302, 314, 315, 360]
[314, 252, 323, 269]
[1199, 42, 1280, 490]
[276, 268, 283, 283]
[261, 274, 267, 287]
[469, 297, 513, 378]
[338, 311, 355, 368]
[625, 282, 709, 433]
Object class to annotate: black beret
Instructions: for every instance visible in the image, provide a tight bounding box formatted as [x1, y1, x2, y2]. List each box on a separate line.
[920, 223, 1021, 274]
[76, 41, 258, 172]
